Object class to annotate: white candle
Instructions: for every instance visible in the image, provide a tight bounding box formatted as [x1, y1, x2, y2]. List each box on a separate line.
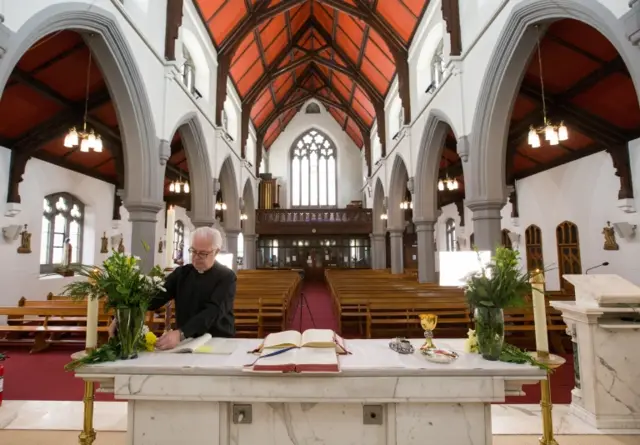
[530, 269, 549, 353]
[85, 295, 99, 350]
[165, 205, 176, 267]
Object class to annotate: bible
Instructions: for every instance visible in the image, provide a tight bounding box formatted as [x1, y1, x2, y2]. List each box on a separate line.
[247, 329, 347, 373]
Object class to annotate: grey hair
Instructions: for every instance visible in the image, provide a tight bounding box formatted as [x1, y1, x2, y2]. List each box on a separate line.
[190, 226, 223, 251]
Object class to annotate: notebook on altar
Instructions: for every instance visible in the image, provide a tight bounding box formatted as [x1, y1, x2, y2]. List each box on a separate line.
[160, 334, 237, 354]
[258, 329, 348, 354]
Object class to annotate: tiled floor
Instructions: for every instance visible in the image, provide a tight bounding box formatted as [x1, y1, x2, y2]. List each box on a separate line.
[1, 400, 639, 444]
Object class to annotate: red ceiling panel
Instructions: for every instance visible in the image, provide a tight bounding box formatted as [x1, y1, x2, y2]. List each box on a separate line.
[192, 0, 430, 149]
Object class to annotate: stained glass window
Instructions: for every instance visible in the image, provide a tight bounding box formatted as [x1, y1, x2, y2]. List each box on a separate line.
[41, 193, 84, 273]
[291, 129, 337, 207]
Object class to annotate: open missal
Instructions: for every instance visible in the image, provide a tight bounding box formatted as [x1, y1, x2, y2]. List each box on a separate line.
[160, 334, 237, 354]
[247, 329, 348, 373]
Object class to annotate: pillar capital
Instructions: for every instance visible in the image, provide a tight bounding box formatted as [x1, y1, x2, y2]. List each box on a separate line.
[124, 200, 164, 222]
[413, 220, 436, 232]
[465, 199, 504, 213]
[371, 233, 386, 240]
[191, 217, 216, 228]
[243, 233, 257, 240]
[387, 228, 404, 236]
[225, 229, 241, 237]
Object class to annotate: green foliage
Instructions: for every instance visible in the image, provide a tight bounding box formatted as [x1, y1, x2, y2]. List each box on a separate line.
[464, 247, 531, 310]
[499, 343, 552, 372]
[64, 334, 149, 371]
[61, 247, 166, 311]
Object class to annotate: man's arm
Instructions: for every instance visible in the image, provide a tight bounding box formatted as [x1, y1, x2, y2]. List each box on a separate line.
[180, 273, 236, 338]
[147, 268, 180, 312]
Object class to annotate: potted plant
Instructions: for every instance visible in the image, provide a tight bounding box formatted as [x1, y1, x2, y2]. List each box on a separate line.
[62, 245, 165, 365]
[464, 247, 530, 360]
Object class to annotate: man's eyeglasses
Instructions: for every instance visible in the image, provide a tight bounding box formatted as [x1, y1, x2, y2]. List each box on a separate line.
[189, 248, 214, 259]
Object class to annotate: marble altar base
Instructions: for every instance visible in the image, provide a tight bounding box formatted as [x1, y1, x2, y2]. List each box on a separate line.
[76, 339, 545, 445]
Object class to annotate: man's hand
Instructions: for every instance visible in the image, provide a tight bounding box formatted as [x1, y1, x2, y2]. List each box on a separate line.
[108, 319, 117, 339]
[155, 330, 182, 350]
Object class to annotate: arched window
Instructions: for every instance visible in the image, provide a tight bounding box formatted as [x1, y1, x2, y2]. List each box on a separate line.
[182, 45, 196, 94]
[445, 218, 456, 252]
[222, 109, 229, 133]
[174, 220, 185, 265]
[556, 221, 582, 291]
[431, 40, 445, 88]
[501, 229, 512, 249]
[291, 129, 337, 207]
[305, 103, 321, 114]
[41, 193, 84, 273]
[237, 232, 244, 266]
[525, 225, 544, 272]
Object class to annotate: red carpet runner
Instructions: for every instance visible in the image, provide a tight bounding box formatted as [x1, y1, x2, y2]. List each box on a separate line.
[2, 281, 573, 404]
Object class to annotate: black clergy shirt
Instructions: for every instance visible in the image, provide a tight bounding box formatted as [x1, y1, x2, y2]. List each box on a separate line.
[148, 262, 236, 338]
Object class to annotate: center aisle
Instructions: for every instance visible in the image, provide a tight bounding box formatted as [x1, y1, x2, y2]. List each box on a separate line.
[286, 282, 338, 333]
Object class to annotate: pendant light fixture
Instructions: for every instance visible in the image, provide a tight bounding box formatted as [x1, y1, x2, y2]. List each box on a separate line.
[64, 40, 103, 152]
[438, 176, 459, 192]
[168, 179, 189, 194]
[527, 25, 569, 148]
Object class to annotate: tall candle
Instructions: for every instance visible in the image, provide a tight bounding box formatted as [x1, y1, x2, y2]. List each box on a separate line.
[85, 270, 99, 350]
[165, 205, 176, 267]
[530, 269, 549, 353]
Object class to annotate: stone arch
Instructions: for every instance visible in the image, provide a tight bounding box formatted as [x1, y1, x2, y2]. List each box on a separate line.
[0, 2, 160, 205]
[372, 177, 386, 234]
[414, 109, 460, 223]
[388, 154, 410, 230]
[241, 178, 256, 235]
[169, 112, 214, 226]
[468, 0, 640, 204]
[218, 156, 240, 231]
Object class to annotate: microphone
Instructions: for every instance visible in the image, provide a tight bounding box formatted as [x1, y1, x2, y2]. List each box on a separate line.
[585, 262, 609, 274]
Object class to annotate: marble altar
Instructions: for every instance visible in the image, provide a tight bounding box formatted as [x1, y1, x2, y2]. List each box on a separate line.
[75, 338, 546, 445]
[553, 275, 640, 429]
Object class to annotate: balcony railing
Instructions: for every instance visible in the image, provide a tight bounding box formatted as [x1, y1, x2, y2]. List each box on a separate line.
[256, 208, 372, 235]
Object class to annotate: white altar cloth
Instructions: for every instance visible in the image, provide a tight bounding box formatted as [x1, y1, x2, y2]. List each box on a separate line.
[76, 339, 546, 445]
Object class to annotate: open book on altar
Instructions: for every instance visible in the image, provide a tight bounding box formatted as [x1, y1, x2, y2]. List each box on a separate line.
[259, 329, 348, 354]
[247, 329, 348, 373]
[159, 334, 237, 354]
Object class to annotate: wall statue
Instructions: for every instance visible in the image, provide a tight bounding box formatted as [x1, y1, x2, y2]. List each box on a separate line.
[602, 221, 619, 251]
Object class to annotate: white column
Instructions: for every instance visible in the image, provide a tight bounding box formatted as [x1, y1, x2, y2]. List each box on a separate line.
[126, 202, 163, 272]
[388, 229, 404, 274]
[415, 220, 436, 283]
[226, 229, 240, 272]
[467, 200, 504, 253]
[243, 234, 257, 269]
[371, 233, 386, 269]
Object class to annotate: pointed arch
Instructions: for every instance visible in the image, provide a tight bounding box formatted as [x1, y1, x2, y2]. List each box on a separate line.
[556, 221, 582, 291]
[241, 178, 256, 235]
[0, 2, 160, 204]
[169, 113, 214, 226]
[525, 224, 544, 272]
[372, 177, 386, 234]
[388, 154, 410, 230]
[414, 109, 460, 222]
[218, 156, 240, 231]
[468, 0, 640, 205]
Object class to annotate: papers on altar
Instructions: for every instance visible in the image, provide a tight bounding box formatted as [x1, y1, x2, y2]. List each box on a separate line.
[438, 251, 491, 287]
[159, 334, 237, 354]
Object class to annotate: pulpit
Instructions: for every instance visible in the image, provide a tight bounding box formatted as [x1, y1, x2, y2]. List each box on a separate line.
[551, 274, 640, 429]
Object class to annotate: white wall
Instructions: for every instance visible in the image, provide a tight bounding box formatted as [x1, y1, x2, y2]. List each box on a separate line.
[266, 101, 363, 208]
[436, 148, 640, 289]
[0, 146, 194, 307]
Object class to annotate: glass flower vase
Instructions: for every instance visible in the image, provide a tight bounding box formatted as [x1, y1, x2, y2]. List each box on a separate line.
[473, 307, 504, 361]
[116, 306, 146, 360]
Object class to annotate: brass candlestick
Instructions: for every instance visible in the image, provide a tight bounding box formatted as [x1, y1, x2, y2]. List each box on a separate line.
[529, 351, 566, 445]
[419, 313, 438, 350]
[78, 348, 97, 445]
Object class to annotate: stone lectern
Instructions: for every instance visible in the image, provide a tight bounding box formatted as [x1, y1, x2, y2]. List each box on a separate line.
[552, 274, 640, 429]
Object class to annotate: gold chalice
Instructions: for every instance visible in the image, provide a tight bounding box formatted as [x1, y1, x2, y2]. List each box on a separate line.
[419, 313, 438, 350]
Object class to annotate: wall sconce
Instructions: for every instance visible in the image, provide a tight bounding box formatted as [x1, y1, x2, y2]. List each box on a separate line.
[508, 232, 521, 249]
[613, 222, 638, 239]
[2, 224, 22, 242]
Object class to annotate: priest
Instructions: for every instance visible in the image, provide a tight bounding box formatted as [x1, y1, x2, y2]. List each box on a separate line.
[109, 226, 236, 349]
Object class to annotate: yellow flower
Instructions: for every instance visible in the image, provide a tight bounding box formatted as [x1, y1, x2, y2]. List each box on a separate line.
[145, 331, 157, 351]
